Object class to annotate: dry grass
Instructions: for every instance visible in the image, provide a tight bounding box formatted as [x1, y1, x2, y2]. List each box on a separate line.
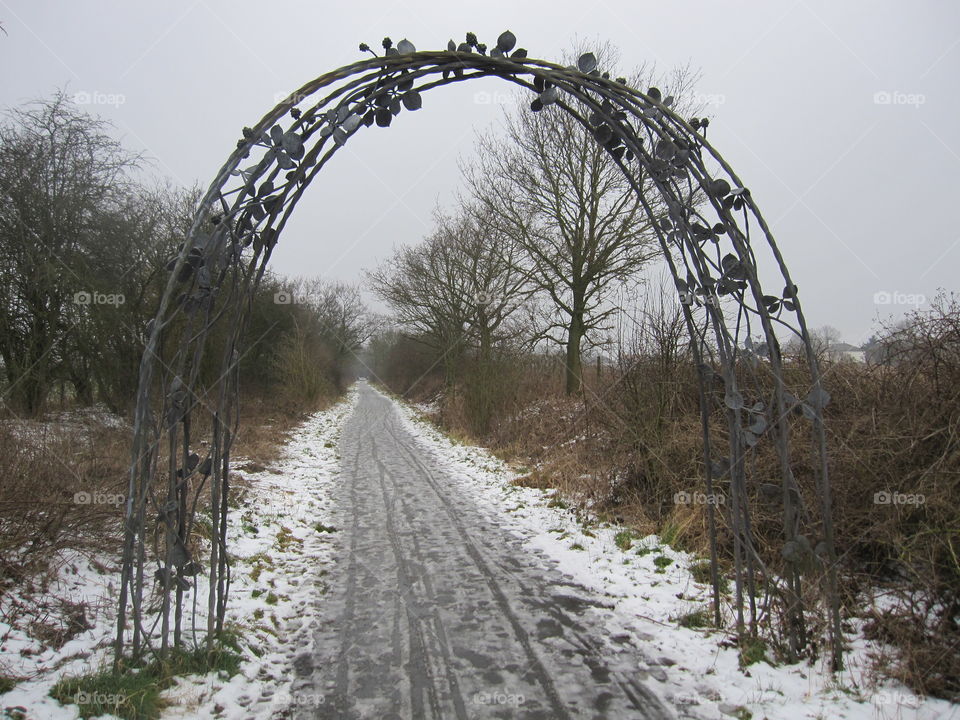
[0, 387, 337, 669]
[0, 416, 130, 588]
[231, 390, 335, 470]
[405, 301, 960, 699]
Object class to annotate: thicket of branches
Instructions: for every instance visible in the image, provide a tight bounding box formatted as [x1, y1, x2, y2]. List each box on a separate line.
[0, 93, 372, 419]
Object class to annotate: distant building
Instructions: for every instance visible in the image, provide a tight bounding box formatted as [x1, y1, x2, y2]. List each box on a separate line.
[831, 342, 866, 363]
[749, 339, 866, 362]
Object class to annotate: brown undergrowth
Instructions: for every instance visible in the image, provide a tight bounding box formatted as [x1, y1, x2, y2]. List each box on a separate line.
[0, 387, 337, 681]
[400, 298, 960, 699]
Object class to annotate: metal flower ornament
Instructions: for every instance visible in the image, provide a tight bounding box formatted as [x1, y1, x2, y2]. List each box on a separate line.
[117, 31, 843, 671]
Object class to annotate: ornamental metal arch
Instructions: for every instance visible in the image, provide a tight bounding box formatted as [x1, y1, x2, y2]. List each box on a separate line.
[116, 31, 843, 671]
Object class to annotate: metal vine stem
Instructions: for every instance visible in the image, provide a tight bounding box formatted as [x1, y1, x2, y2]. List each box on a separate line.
[116, 31, 843, 671]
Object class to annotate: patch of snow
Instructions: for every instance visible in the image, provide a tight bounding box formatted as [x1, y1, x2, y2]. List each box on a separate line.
[0, 548, 120, 720]
[0, 403, 130, 454]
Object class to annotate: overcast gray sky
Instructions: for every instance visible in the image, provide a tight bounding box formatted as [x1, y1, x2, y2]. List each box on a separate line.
[1, 0, 957, 344]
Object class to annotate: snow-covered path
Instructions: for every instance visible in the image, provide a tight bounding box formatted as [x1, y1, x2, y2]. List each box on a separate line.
[291, 382, 673, 719]
[4, 383, 954, 719]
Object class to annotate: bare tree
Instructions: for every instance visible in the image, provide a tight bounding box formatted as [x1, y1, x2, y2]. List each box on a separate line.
[445, 203, 534, 361]
[64, 182, 200, 411]
[785, 324, 845, 361]
[0, 91, 140, 413]
[291, 279, 379, 389]
[367, 221, 473, 386]
[367, 204, 533, 388]
[464, 43, 700, 394]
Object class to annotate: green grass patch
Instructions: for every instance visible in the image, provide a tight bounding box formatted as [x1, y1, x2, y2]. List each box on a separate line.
[659, 519, 690, 551]
[689, 560, 730, 593]
[274, 526, 302, 552]
[739, 637, 771, 668]
[547, 495, 568, 510]
[635, 545, 658, 557]
[0, 675, 16, 694]
[569, 543, 585, 551]
[653, 555, 673, 570]
[50, 641, 242, 720]
[614, 530, 634, 551]
[264, 592, 278, 605]
[676, 607, 713, 629]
